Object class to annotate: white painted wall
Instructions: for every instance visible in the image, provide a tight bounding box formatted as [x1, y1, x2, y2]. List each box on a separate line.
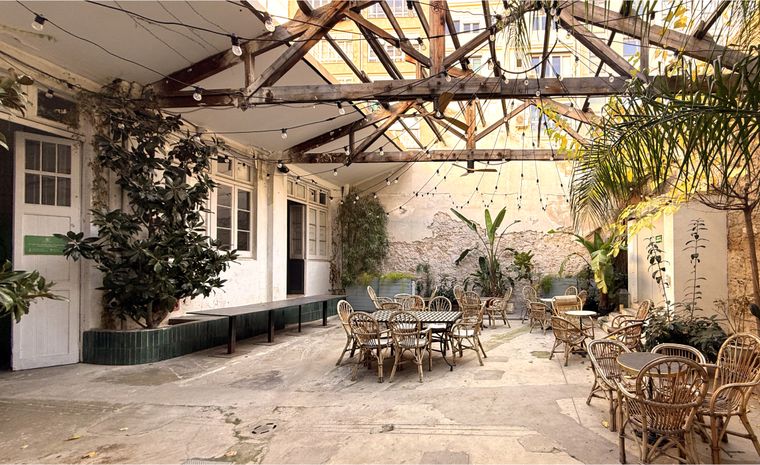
[628, 202, 728, 315]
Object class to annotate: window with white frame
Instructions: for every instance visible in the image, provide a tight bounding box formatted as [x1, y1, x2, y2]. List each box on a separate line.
[212, 157, 255, 256]
[310, 38, 352, 63]
[288, 179, 330, 259]
[307, 0, 331, 8]
[367, 0, 411, 18]
[368, 43, 405, 62]
[452, 20, 480, 33]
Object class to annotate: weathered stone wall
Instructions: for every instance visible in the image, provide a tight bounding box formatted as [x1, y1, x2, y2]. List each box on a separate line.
[727, 210, 760, 332]
[382, 211, 587, 289]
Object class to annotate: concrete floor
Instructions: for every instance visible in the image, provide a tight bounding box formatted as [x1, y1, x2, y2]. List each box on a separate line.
[1, 318, 759, 464]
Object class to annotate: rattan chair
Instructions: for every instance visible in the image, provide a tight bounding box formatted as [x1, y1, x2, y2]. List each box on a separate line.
[605, 321, 644, 351]
[549, 316, 587, 366]
[528, 301, 550, 334]
[450, 305, 486, 365]
[380, 300, 402, 311]
[453, 285, 464, 304]
[348, 312, 393, 383]
[617, 356, 708, 464]
[652, 343, 707, 364]
[565, 285, 579, 295]
[587, 339, 631, 431]
[335, 300, 357, 366]
[388, 311, 432, 382]
[429, 286, 438, 300]
[611, 299, 652, 329]
[521, 285, 538, 323]
[401, 294, 425, 311]
[552, 295, 583, 315]
[426, 296, 452, 349]
[367, 285, 380, 310]
[695, 333, 760, 464]
[578, 289, 589, 308]
[484, 288, 512, 327]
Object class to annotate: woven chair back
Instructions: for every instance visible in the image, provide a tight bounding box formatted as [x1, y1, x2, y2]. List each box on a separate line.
[611, 321, 644, 351]
[367, 286, 379, 308]
[578, 289, 588, 307]
[503, 286, 513, 302]
[388, 311, 422, 347]
[349, 312, 383, 346]
[429, 286, 438, 300]
[453, 285, 464, 303]
[630, 357, 708, 433]
[652, 343, 706, 364]
[462, 291, 481, 305]
[529, 301, 548, 320]
[588, 339, 630, 388]
[565, 286, 579, 295]
[635, 300, 653, 320]
[552, 295, 582, 315]
[551, 316, 585, 344]
[522, 285, 537, 302]
[715, 333, 760, 408]
[428, 296, 451, 312]
[337, 300, 354, 336]
[409, 295, 426, 311]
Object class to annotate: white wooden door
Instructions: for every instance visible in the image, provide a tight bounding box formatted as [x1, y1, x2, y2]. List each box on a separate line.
[12, 132, 81, 369]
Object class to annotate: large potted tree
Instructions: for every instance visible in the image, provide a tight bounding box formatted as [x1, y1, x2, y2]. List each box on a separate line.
[59, 82, 237, 362]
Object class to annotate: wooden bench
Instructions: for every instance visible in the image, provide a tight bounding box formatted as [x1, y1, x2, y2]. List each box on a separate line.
[187, 294, 345, 354]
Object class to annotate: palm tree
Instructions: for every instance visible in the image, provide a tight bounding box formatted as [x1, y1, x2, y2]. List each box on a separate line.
[571, 48, 760, 316]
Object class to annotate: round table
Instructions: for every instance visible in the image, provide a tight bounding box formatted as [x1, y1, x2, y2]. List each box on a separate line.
[617, 352, 667, 375]
[565, 309, 597, 334]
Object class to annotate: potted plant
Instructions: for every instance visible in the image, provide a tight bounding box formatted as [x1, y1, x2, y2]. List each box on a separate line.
[58, 82, 237, 329]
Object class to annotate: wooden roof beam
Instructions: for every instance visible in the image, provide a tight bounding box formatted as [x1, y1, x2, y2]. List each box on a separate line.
[288, 148, 568, 163]
[345, 10, 430, 67]
[245, 2, 349, 95]
[411, 1, 431, 38]
[475, 101, 530, 142]
[562, 0, 746, 67]
[350, 102, 415, 158]
[694, 0, 730, 39]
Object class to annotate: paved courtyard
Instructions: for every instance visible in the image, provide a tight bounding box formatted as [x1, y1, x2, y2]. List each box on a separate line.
[1, 317, 758, 464]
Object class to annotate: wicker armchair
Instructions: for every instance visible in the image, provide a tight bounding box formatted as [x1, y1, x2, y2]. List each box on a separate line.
[367, 286, 380, 310]
[380, 300, 402, 311]
[695, 333, 760, 464]
[348, 312, 393, 382]
[610, 299, 652, 329]
[388, 311, 432, 383]
[453, 285, 464, 304]
[521, 285, 538, 323]
[617, 356, 708, 464]
[484, 288, 512, 327]
[401, 294, 425, 311]
[450, 305, 486, 366]
[426, 296, 452, 350]
[335, 300, 357, 366]
[605, 321, 644, 351]
[552, 295, 582, 315]
[528, 301, 550, 334]
[549, 316, 587, 366]
[587, 339, 631, 431]
[652, 343, 706, 364]
[565, 285, 579, 295]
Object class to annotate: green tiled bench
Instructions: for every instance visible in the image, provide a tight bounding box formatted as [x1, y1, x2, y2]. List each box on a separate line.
[82, 297, 342, 365]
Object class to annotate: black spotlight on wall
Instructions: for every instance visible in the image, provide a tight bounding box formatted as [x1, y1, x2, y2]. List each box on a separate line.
[276, 160, 289, 174]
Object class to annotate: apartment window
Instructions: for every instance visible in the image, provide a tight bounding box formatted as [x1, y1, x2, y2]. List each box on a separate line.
[368, 0, 411, 18]
[368, 43, 405, 62]
[212, 156, 255, 256]
[469, 55, 483, 71]
[24, 139, 72, 206]
[532, 12, 546, 31]
[452, 20, 480, 33]
[623, 38, 640, 60]
[308, 0, 331, 8]
[311, 39, 352, 63]
[531, 55, 562, 78]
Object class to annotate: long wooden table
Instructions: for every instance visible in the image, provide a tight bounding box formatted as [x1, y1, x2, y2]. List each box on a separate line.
[187, 294, 345, 354]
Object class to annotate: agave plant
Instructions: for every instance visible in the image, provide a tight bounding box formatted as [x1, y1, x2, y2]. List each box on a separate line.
[451, 207, 519, 296]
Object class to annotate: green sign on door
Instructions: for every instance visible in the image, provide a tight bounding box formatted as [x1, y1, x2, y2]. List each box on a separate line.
[23, 235, 67, 255]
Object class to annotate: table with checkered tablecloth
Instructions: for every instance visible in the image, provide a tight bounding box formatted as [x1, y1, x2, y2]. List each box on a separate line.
[371, 310, 462, 324]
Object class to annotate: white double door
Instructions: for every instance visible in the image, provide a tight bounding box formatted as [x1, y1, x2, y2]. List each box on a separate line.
[12, 132, 81, 370]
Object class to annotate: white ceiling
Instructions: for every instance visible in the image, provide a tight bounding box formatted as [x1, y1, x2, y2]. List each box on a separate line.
[0, 1, 399, 186]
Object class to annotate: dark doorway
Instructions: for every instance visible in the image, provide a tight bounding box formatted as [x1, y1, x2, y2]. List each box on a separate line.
[0, 123, 15, 370]
[286, 201, 305, 295]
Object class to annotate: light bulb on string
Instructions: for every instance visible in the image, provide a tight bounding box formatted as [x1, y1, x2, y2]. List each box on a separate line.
[535, 90, 541, 97]
[373, 193, 378, 199]
[386, 178, 391, 186]
[394, 178, 399, 184]
[487, 59, 494, 70]
[379, 146, 384, 157]
[416, 37, 425, 51]
[264, 15, 276, 32]
[32, 14, 45, 31]
[608, 75, 615, 83]
[337, 102, 345, 115]
[355, 194, 359, 201]
[44, 88, 54, 99]
[445, 72, 452, 83]
[280, 128, 288, 139]
[192, 87, 203, 102]
[230, 34, 243, 57]
[344, 146, 350, 156]
[425, 148, 431, 158]
[333, 168, 338, 176]
[524, 78, 529, 86]
[277, 161, 283, 169]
